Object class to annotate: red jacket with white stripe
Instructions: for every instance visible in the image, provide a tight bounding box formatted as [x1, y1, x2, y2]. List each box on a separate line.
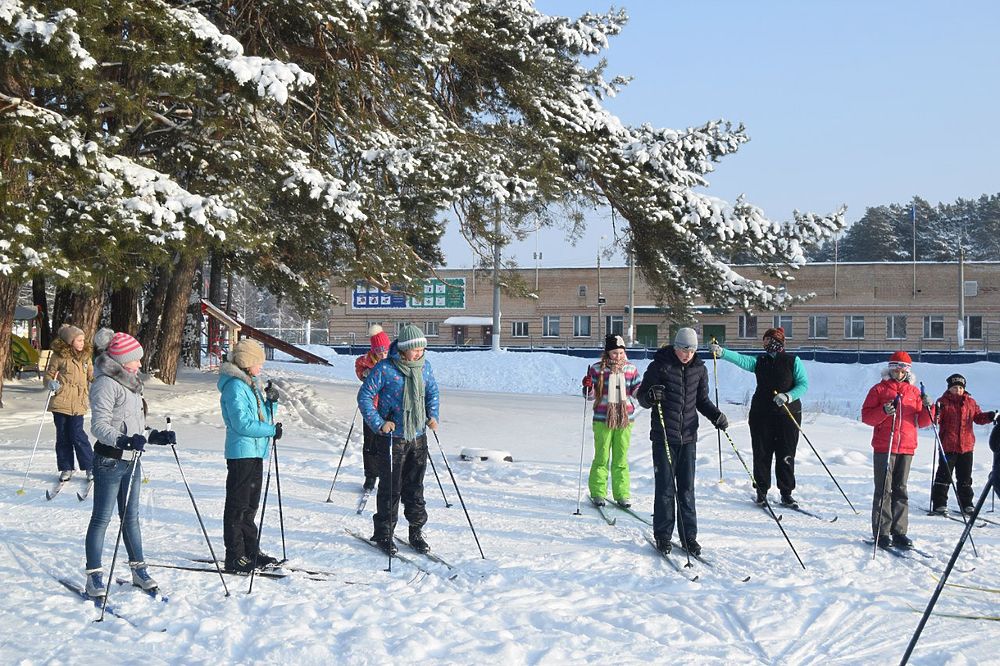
[861, 374, 933, 455]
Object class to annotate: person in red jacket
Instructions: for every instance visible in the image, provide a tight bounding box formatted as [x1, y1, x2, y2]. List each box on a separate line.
[355, 325, 391, 491]
[860, 351, 934, 549]
[931, 373, 996, 515]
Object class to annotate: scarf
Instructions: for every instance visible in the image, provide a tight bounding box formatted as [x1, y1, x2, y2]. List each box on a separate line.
[392, 355, 426, 441]
[598, 357, 630, 430]
[764, 339, 784, 355]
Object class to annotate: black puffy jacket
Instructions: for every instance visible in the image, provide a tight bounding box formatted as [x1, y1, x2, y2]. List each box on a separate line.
[638, 346, 722, 446]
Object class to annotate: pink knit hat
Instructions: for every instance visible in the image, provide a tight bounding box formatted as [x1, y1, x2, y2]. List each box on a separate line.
[107, 332, 143, 364]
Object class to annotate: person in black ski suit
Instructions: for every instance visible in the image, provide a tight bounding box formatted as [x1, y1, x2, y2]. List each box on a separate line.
[711, 326, 808, 508]
[991, 422, 1000, 502]
[638, 327, 726, 556]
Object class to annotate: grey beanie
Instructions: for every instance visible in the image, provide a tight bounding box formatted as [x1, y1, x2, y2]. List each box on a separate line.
[673, 327, 699, 350]
[57, 324, 84, 345]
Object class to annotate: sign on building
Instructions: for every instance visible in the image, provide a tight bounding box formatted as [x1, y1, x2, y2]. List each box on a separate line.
[352, 278, 465, 310]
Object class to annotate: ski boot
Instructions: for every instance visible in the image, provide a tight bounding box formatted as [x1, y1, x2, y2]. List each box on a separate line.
[372, 534, 397, 555]
[85, 569, 105, 597]
[779, 493, 799, 509]
[129, 561, 158, 591]
[408, 527, 430, 554]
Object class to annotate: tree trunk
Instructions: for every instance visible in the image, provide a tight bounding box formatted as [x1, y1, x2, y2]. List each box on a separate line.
[52, 285, 72, 331]
[70, 282, 107, 342]
[153, 252, 201, 384]
[32, 276, 51, 349]
[0, 275, 23, 407]
[138, 266, 170, 365]
[110, 286, 140, 336]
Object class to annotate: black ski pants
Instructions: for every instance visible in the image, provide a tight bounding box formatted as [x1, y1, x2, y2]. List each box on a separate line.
[749, 407, 800, 495]
[361, 421, 380, 485]
[651, 438, 697, 543]
[931, 451, 974, 510]
[224, 457, 263, 562]
[372, 433, 428, 539]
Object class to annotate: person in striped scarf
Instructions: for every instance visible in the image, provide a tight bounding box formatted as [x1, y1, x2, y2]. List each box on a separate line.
[582, 334, 641, 508]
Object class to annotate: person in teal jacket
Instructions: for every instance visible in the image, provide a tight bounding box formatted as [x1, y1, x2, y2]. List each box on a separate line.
[218, 338, 281, 573]
[711, 327, 808, 507]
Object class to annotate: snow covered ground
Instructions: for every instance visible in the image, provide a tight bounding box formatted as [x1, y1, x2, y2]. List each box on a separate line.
[1, 350, 999, 664]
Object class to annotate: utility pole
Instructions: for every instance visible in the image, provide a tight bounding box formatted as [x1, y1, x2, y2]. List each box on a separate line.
[626, 247, 635, 346]
[958, 247, 966, 350]
[597, 247, 603, 342]
[491, 204, 501, 351]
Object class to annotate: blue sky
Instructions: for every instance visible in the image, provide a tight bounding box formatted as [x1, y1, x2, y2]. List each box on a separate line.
[441, 1, 1000, 267]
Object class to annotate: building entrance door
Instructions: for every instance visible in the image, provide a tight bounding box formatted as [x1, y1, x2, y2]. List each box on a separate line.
[636, 324, 658, 349]
[454, 326, 466, 345]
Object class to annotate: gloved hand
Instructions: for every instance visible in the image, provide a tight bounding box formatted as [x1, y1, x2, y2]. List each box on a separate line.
[148, 429, 176, 446]
[714, 413, 729, 431]
[117, 434, 146, 452]
[773, 392, 790, 406]
[988, 411, 998, 423]
[47, 379, 61, 392]
[265, 381, 280, 403]
[273, 422, 283, 441]
[582, 376, 594, 398]
[647, 385, 666, 402]
[922, 393, 934, 409]
[709, 342, 723, 358]
[883, 402, 896, 416]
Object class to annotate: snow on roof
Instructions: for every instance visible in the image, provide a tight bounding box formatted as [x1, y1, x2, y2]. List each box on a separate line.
[442, 316, 495, 326]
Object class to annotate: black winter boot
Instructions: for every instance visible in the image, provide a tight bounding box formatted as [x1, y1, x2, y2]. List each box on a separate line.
[654, 535, 672, 555]
[371, 534, 397, 555]
[780, 493, 799, 509]
[409, 527, 430, 554]
[892, 534, 913, 549]
[755, 489, 767, 506]
[682, 537, 702, 557]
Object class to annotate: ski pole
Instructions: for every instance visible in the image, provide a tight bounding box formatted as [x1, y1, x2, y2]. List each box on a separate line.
[653, 402, 694, 569]
[98, 448, 143, 622]
[431, 430, 485, 559]
[426, 449, 453, 508]
[775, 392, 858, 514]
[711, 338, 723, 483]
[247, 431, 276, 594]
[325, 407, 359, 502]
[719, 427, 806, 569]
[573, 394, 589, 516]
[920, 383, 978, 557]
[899, 472, 994, 665]
[167, 417, 230, 596]
[873, 394, 902, 559]
[17, 374, 58, 495]
[928, 399, 938, 514]
[265, 386, 286, 562]
[385, 432, 394, 573]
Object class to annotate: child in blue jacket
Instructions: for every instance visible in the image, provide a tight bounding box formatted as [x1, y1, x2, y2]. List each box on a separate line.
[358, 325, 440, 555]
[219, 339, 281, 573]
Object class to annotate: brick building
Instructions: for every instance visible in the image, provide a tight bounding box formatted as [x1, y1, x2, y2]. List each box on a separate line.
[327, 261, 1000, 352]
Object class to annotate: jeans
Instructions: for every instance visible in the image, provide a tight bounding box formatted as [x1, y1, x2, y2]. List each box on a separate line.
[53, 412, 93, 472]
[85, 453, 144, 569]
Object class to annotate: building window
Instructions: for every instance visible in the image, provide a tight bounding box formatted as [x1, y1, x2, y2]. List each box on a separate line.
[605, 315, 624, 336]
[844, 316, 865, 339]
[396, 321, 409, 336]
[964, 281, 979, 297]
[511, 321, 529, 338]
[573, 315, 591, 337]
[923, 316, 944, 340]
[965, 315, 983, 340]
[739, 315, 758, 339]
[542, 316, 560, 338]
[424, 322, 439, 337]
[772, 315, 793, 338]
[886, 315, 907, 340]
[578, 285, 588, 299]
[808, 315, 828, 339]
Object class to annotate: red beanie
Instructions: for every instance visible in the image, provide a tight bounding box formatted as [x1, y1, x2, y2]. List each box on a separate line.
[888, 350, 912, 368]
[763, 327, 785, 344]
[107, 332, 143, 364]
[369, 324, 390, 353]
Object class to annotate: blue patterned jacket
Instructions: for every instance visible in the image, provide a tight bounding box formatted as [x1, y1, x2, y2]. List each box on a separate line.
[358, 343, 440, 439]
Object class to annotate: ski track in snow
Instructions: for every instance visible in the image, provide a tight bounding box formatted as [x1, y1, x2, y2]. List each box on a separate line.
[1, 355, 999, 664]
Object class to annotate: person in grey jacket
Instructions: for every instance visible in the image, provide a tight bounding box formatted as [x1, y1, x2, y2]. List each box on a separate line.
[637, 327, 726, 557]
[83, 329, 174, 598]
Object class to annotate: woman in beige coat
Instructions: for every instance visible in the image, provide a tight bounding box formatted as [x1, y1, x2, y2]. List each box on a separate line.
[46, 324, 94, 481]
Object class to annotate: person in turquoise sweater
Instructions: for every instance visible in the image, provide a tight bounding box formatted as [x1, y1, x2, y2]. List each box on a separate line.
[581, 334, 641, 508]
[710, 327, 808, 507]
[218, 338, 282, 574]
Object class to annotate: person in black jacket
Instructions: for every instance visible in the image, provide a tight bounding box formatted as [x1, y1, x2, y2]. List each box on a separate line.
[638, 327, 727, 556]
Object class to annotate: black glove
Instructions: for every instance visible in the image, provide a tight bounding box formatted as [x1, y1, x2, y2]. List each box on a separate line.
[273, 422, 283, 441]
[714, 413, 729, 431]
[647, 385, 666, 402]
[118, 433, 146, 452]
[265, 381, 280, 404]
[148, 429, 176, 446]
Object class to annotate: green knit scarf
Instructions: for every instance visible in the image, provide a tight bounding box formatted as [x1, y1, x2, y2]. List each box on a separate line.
[392, 355, 426, 440]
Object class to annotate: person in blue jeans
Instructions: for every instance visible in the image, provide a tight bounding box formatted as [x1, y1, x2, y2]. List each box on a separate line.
[84, 329, 174, 598]
[45, 324, 94, 481]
